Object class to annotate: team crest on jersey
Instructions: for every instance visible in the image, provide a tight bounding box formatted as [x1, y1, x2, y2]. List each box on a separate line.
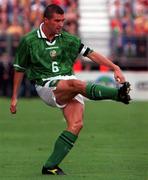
[50, 50, 57, 58]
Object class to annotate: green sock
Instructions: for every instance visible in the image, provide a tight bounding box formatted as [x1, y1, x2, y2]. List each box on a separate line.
[44, 130, 78, 168]
[86, 82, 118, 100]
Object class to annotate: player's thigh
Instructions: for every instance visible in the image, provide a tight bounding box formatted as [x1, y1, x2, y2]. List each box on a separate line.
[54, 79, 86, 103]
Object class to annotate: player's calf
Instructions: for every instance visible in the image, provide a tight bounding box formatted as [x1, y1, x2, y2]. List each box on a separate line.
[85, 81, 131, 104]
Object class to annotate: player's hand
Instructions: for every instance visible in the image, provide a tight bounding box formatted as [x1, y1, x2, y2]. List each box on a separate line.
[10, 98, 17, 114]
[114, 67, 126, 84]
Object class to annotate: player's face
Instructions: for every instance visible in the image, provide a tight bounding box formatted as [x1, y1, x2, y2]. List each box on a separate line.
[45, 13, 65, 35]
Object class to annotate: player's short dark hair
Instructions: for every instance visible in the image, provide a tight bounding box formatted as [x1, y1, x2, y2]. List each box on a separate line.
[43, 4, 64, 19]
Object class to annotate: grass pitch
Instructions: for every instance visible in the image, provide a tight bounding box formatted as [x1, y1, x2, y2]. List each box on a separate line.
[0, 98, 148, 180]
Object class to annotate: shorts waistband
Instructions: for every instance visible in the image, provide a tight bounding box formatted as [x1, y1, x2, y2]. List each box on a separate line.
[35, 75, 76, 86]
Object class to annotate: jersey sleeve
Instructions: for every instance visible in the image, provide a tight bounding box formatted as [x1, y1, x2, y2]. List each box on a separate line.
[13, 37, 30, 72]
[79, 43, 94, 57]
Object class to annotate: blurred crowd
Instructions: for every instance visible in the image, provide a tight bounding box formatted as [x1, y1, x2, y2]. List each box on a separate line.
[109, 0, 148, 58]
[0, 0, 79, 35]
[0, 0, 148, 96]
[0, 0, 79, 96]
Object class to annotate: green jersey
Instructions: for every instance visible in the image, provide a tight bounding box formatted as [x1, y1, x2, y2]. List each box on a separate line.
[14, 23, 92, 84]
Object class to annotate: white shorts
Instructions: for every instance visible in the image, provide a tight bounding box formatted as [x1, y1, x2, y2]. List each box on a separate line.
[35, 75, 84, 108]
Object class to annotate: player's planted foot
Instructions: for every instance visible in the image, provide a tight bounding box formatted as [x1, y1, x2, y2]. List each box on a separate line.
[118, 82, 131, 104]
[42, 166, 66, 175]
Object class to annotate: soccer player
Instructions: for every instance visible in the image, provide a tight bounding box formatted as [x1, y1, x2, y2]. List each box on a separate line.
[10, 4, 131, 175]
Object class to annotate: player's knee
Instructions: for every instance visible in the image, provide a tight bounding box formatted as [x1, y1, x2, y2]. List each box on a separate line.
[67, 79, 77, 88]
[70, 120, 83, 134]
[76, 120, 83, 131]
[67, 79, 84, 92]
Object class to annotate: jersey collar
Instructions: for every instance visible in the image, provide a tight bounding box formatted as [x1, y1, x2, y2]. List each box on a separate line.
[37, 23, 61, 39]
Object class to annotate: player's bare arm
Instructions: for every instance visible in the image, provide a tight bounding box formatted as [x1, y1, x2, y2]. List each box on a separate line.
[87, 51, 126, 83]
[10, 71, 24, 114]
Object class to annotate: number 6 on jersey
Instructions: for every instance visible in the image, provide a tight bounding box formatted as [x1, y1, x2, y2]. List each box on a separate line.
[52, 62, 59, 73]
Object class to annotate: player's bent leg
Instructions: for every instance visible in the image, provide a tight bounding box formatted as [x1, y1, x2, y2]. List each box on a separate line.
[54, 79, 131, 105]
[36, 78, 131, 108]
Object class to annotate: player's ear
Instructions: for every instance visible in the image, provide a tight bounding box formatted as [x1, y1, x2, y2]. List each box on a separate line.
[44, 17, 49, 24]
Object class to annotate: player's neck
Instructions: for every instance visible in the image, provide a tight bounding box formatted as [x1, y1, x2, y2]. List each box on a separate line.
[42, 24, 55, 42]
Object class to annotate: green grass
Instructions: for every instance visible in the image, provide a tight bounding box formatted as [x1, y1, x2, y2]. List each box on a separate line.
[0, 98, 148, 180]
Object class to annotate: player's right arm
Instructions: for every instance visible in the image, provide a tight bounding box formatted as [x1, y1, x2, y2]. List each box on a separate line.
[10, 71, 24, 114]
[10, 36, 29, 114]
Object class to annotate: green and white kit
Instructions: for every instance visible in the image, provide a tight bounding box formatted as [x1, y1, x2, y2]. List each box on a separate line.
[14, 23, 92, 107]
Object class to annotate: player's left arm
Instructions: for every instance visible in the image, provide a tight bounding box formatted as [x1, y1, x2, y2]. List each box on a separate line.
[87, 51, 126, 83]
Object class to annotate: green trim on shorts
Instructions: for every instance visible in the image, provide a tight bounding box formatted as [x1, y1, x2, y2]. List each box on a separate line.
[48, 80, 60, 87]
[35, 79, 59, 87]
